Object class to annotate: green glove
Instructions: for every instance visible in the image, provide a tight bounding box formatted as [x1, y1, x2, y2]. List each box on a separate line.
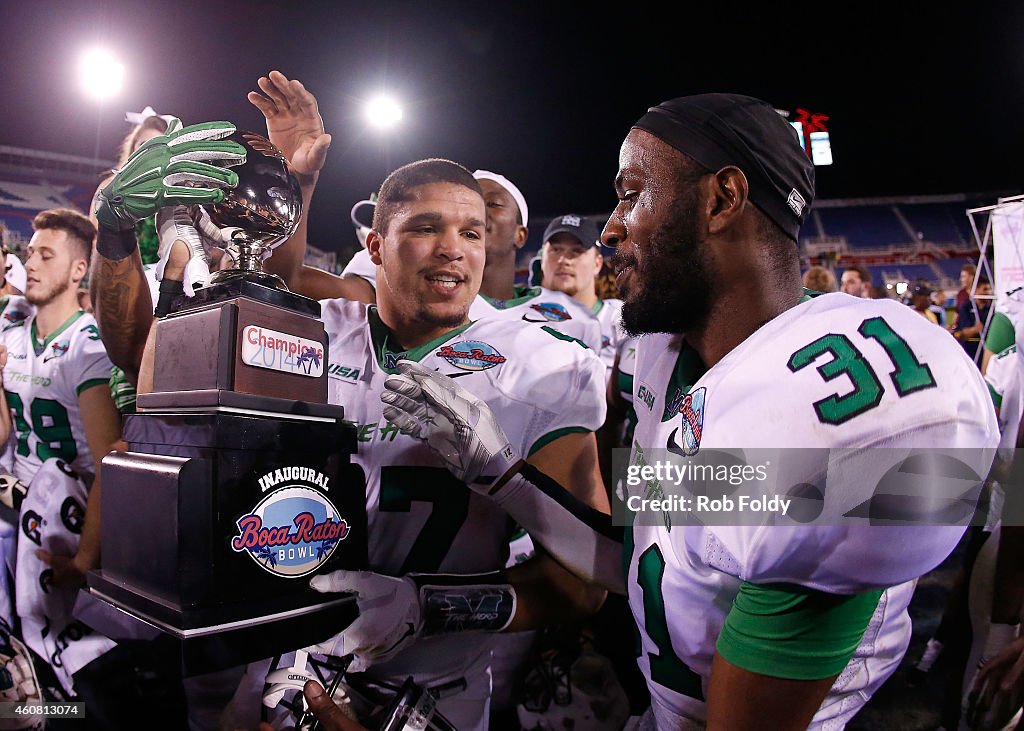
[94, 118, 246, 231]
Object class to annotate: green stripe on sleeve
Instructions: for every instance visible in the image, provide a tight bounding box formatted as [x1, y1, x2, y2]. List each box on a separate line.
[989, 382, 1004, 410]
[986, 311, 1015, 354]
[618, 371, 634, 399]
[76, 378, 110, 396]
[716, 581, 883, 680]
[528, 426, 589, 456]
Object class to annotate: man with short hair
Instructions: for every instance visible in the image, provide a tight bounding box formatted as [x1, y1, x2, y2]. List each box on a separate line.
[840, 264, 872, 297]
[954, 276, 994, 361]
[909, 281, 940, 324]
[0, 208, 122, 697]
[467, 215, 603, 351]
[90, 73, 609, 730]
[538, 214, 628, 376]
[383, 93, 1000, 730]
[338, 169, 532, 305]
[958, 262, 978, 311]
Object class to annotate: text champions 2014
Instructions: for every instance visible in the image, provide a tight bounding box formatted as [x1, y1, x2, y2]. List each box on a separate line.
[242, 325, 324, 377]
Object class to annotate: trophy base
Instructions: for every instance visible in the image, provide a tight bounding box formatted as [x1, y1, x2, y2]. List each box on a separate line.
[175, 276, 319, 318]
[151, 286, 328, 403]
[87, 405, 364, 674]
[79, 577, 356, 675]
[136, 388, 342, 416]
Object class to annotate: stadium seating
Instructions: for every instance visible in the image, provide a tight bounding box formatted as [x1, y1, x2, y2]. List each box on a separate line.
[901, 202, 974, 246]
[816, 205, 909, 248]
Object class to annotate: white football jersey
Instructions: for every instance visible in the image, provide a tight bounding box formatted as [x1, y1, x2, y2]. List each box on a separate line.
[625, 293, 998, 730]
[469, 287, 603, 352]
[0, 298, 117, 694]
[319, 300, 605, 713]
[0, 298, 112, 484]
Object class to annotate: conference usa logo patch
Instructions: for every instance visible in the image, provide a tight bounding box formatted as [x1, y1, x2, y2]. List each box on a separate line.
[232, 467, 349, 578]
[666, 387, 706, 457]
[435, 340, 507, 371]
[2, 309, 27, 331]
[524, 302, 572, 322]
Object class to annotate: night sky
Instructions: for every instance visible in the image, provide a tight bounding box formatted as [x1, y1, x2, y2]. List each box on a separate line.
[2, 0, 1022, 253]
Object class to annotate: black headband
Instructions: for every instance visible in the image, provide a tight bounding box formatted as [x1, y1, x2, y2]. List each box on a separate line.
[633, 94, 815, 242]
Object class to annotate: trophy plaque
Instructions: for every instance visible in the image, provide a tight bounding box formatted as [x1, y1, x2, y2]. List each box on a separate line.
[85, 132, 364, 674]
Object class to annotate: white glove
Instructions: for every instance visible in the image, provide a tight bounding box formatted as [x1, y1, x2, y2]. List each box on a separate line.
[154, 205, 237, 296]
[308, 570, 422, 673]
[380, 359, 520, 490]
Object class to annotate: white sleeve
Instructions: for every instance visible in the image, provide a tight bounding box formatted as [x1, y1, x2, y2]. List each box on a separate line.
[68, 324, 114, 397]
[504, 332, 606, 456]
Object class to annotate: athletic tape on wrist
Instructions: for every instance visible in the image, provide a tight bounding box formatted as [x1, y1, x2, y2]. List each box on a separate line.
[95, 225, 139, 261]
[154, 278, 184, 318]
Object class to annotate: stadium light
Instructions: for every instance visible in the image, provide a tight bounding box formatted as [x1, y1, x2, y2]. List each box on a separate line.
[80, 48, 125, 102]
[364, 94, 403, 131]
[895, 282, 909, 296]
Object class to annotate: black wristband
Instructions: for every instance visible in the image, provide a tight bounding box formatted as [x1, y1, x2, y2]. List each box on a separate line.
[95, 225, 138, 261]
[154, 278, 184, 318]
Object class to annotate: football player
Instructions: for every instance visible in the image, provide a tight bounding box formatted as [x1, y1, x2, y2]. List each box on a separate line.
[535, 213, 628, 377]
[91, 72, 610, 730]
[381, 93, 1001, 729]
[0, 208, 122, 697]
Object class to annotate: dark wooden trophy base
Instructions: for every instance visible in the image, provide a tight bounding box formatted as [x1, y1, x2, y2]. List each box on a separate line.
[84, 280, 363, 675]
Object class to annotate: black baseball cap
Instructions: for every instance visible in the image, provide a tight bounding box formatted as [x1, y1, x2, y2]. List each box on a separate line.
[632, 93, 815, 242]
[542, 214, 600, 248]
[911, 281, 933, 297]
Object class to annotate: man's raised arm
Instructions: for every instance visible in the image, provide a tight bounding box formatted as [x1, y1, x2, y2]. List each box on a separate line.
[252, 70, 374, 304]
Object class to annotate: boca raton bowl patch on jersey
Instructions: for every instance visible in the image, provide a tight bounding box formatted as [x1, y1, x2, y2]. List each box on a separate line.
[666, 387, 706, 457]
[435, 340, 507, 371]
[43, 340, 70, 363]
[524, 302, 572, 322]
[232, 470, 349, 577]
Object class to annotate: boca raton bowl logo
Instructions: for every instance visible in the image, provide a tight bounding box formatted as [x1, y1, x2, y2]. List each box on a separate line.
[44, 340, 70, 363]
[232, 477, 349, 577]
[524, 302, 571, 322]
[666, 387, 706, 457]
[435, 340, 507, 371]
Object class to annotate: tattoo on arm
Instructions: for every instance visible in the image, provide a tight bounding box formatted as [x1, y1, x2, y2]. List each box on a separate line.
[92, 256, 154, 379]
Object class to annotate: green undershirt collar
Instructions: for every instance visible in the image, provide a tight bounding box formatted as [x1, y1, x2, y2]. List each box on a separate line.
[367, 306, 474, 373]
[31, 309, 85, 358]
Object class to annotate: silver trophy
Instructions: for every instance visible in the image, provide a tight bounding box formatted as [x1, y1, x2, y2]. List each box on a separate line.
[204, 131, 303, 290]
